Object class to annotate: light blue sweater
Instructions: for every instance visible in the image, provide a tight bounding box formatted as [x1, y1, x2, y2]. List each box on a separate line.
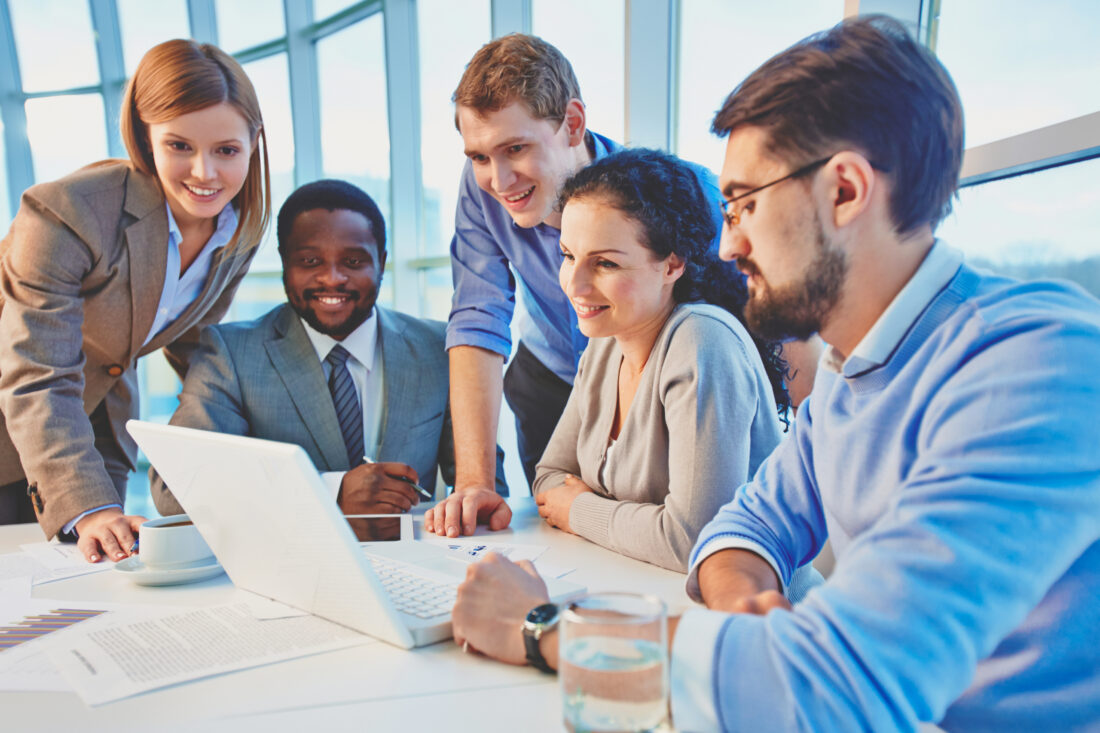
[686, 263, 1100, 731]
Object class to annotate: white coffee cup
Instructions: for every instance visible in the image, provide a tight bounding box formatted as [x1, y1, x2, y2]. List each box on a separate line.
[138, 514, 215, 570]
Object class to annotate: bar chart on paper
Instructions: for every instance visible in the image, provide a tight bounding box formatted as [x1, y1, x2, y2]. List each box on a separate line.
[0, 608, 106, 651]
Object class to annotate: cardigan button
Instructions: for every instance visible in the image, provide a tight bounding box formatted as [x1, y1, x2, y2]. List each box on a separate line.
[106, 364, 124, 377]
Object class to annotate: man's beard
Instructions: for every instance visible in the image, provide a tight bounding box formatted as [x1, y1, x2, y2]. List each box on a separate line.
[741, 221, 847, 342]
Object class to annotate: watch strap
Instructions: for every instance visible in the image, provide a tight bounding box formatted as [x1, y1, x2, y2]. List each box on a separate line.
[523, 603, 560, 673]
[524, 626, 554, 673]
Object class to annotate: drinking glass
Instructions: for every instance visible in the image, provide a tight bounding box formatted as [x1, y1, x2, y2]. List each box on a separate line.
[559, 592, 669, 732]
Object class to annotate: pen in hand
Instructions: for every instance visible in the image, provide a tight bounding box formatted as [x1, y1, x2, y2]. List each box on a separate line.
[362, 456, 433, 501]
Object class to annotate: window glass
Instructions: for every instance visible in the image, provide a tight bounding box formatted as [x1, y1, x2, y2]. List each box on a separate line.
[532, 0, 625, 144]
[25, 95, 108, 183]
[9, 0, 99, 92]
[934, 0, 1100, 147]
[937, 158, 1100, 299]
[317, 16, 390, 226]
[417, 0, 490, 257]
[223, 271, 289, 322]
[420, 265, 455, 322]
[313, 0, 360, 21]
[242, 53, 295, 273]
[214, 0, 286, 53]
[675, 0, 839, 170]
[117, 0, 191, 76]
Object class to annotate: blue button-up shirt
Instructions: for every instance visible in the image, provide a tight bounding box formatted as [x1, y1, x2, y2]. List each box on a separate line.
[445, 131, 722, 383]
[143, 202, 238, 346]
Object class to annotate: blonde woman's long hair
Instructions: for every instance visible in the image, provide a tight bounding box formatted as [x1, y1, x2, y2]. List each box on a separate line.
[120, 39, 271, 254]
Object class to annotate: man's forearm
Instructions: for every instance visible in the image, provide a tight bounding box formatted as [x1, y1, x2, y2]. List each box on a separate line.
[449, 345, 505, 492]
[698, 548, 782, 610]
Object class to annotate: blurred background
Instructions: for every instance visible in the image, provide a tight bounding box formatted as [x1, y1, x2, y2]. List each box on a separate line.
[1, 0, 1097, 514]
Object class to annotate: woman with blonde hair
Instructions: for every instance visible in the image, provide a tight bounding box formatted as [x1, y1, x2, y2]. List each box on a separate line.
[0, 39, 271, 563]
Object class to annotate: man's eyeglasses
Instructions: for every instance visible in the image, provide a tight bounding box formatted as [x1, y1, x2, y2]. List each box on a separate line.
[720, 156, 832, 228]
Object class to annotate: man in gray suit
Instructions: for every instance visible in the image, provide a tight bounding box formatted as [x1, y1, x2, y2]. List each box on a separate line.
[152, 180, 506, 516]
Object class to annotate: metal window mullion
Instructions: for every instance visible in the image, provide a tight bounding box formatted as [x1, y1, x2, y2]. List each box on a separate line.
[0, 0, 33, 211]
[850, 0, 922, 34]
[284, 0, 321, 186]
[382, 0, 423, 316]
[187, 0, 218, 44]
[959, 111, 1100, 187]
[625, 0, 675, 150]
[309, 0, 381, 38]
[491, 0, 530, 38]
[89, 0, 126, 159]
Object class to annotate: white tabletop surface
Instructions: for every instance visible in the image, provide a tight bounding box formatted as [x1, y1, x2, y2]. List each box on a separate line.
[2, 498, 694, 733]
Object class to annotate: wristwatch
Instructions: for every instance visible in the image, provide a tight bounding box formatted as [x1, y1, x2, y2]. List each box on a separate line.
[522, 602, 560, 673]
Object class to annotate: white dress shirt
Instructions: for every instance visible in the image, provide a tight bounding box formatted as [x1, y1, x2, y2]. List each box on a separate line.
[299, 310, 386, 499]
[143, 202, 238, 346]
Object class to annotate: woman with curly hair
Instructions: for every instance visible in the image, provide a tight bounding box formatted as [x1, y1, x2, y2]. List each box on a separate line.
[531, 147, 792, 572]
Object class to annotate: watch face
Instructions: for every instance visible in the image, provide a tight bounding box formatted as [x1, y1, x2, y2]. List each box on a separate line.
[526, 603, 559, 626]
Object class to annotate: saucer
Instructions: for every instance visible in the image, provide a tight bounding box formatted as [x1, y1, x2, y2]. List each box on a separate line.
[114, 556, 225, 586]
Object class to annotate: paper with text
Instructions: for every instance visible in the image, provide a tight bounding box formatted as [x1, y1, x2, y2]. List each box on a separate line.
[439, 541, 548, 564]
[49, 603, 372, 705]
[0, 593, 120, 692]
[1, 548, 111, 585]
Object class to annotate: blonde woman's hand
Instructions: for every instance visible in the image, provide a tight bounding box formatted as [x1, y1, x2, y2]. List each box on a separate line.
[75, 508, 146, 563]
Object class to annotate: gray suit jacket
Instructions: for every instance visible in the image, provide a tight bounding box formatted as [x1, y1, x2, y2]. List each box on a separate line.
[151, 303, 507, 515]
[0, 161, 255, 537]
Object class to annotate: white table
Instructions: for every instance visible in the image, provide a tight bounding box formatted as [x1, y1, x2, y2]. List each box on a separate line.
[1, 499, 692, 733]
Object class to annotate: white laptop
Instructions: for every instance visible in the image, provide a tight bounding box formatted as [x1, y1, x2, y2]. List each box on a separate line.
[127, 420, 584, 649]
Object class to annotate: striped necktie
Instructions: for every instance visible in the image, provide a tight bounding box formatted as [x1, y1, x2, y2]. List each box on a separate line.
[325, 344, 364, 467]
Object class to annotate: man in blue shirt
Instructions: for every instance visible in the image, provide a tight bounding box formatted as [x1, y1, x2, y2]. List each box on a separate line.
[449, 16, 1100, 731]
[427, 34, 740, 537]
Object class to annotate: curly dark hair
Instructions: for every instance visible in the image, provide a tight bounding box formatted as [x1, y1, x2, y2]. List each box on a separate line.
[558, 148, 790, 423]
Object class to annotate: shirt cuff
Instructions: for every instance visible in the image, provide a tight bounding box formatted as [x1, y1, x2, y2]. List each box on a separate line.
[444, 325, 511, 359]
[685, 536, 784, 602]
[321, 471, 346, 501]
[62, 504, 123, 536]
[670, 607, 730, 733]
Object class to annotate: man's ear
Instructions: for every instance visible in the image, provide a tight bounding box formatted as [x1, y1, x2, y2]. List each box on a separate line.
[377, 247, 387, 278]
[824, 151, 875, 229]
[562, 98, 587, 146]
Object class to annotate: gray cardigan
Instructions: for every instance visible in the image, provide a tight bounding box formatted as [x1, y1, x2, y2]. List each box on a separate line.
[534, 303, 784, 571]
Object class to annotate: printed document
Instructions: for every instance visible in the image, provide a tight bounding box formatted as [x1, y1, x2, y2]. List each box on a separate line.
[0, 549, 110, 586]
[49, 602, 372, 705]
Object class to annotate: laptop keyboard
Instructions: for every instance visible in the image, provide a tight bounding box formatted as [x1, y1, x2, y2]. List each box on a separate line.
[365, 552, 459, 619]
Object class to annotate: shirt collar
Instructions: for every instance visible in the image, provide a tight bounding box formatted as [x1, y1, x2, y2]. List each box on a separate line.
[822, 240, 963, 376]
[300, 308, 380, 372]
[513, 130, 615, 232]
[165, 202, 239, 250]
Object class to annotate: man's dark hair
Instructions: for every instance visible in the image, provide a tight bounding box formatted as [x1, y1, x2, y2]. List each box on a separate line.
[276, 179, 387, 257]
[559, 148, 790, 421]
[712, 15, 964, 234]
